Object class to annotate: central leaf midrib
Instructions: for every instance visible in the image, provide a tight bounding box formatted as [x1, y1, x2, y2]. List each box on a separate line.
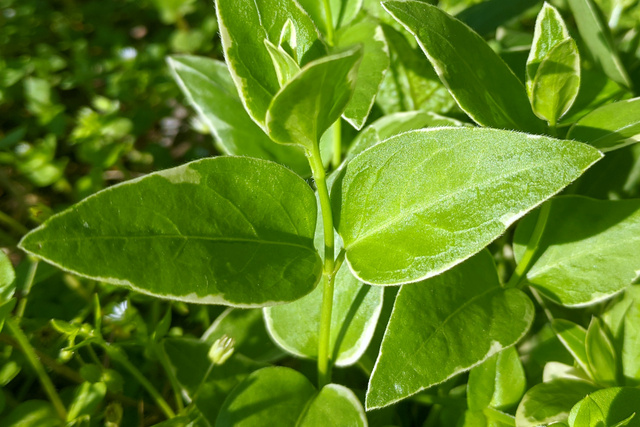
[347, 157, 565, 249]
[34, 234, 314, 251]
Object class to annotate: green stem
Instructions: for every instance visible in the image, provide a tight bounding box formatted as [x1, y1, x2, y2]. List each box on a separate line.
[309, 143, 336, 388]
[322, 0, 335, 46]
[331, 119, 342, 170]
[102, 344, 176, 419]
[505, 202, 551, 289]
[0, 210, 28, 236]
[6, 318, 68, 420]
[152, 342, 185, 412]
[15, 260, 38, 318]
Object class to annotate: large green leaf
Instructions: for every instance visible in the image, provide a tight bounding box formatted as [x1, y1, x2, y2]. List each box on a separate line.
[526, 2, 571, 98]
[298, 0, 363, 41]
[19, 157, 322, 307]
[266, 47, 362, 150]
[568, 97, 640, 152]
[215, 0, 325, 127]
[467, 347, 526, 412]
[382, 0, 544, 132]
[334, 127, 601, 286]
[335, 14, 389, 129]
[366, 251, 534, 409]
[514, 196, 640, 306]
[568, 387, 640, 427]
[566, 0, 631, 88]
[167, 55, 309, 176]
[531, 39, 581, 126]
[216, 367, 366, 426]
[515, 379, 600, 426]
[264, 262, 383, 366]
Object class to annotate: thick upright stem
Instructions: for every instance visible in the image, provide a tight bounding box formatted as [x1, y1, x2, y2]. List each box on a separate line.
[505, 202, 551, 289]
[309, 144, 336, 388]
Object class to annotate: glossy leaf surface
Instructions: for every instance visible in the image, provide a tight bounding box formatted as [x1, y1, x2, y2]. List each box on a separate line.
[215, 0, 325, 127]
[215, 367, 366, 426]
[168, 55, 309, 176]
[264, 263, 383, 366]
[366, 251, 534, 409]
[20, 157, 322, 307]
[526, 2, 571, 97]
[568, 97, 640, 152]
[568, 387, 640, 427]
[515, 379, 599, 426]
[514, 196, 640, 306]
[334, 128, 601, 285]
[266, 48, 362, 150]
[383, 0, 544, 132]
[567, 0, 631, 88]
[531, 39, 581, 125]
[335, 14, 389, 129]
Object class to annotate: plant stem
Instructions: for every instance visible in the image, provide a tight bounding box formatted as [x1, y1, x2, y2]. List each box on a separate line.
[331, 119, 342, 170]
[102, 344, 176, 419]
[152, 341, 185, 412]
[309, 143, 336, 388]
[505, 202, 551, 289]
[15, 260, 38, 318]
[6, 318, 68, 420]
[322, 0, 335, 46]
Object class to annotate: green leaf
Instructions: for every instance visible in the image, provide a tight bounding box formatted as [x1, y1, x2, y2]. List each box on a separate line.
[382, 0, 544, 132]
[298, 0, 363, 40]
[167, 55, 310, 177]
[531, 39, 581, 125]
[603, 285, 640, 385]
[66, 382, 107, 421]
[163, 337, 265, 423]
[526, 2, 571, 98]
[568, 387, 640, 427]
[203, 308, 284, 363]
[552, 319, 592, 378]
[0, 400, 63, 427]
[19, 157, 322, 307]
[0, 251, 15, 302]
[585, 317, 618, 387]
[266, 47, 362, 150]
[263, 40, 301, 87]
[334, 127, 601, 286]
[515, 379, 600, 426]
[335, 14, 389, 129]
[514, 196, 640, 306]
[366, 251, 534, 409]
[467, 347, 526, 411]
[567, 97, 640, 152]
[215, 0, 325, 127]
[216, 367, 366, 426]
[264, 262, 383, 366]
[345, 111, 466, 162]
[566, 0, 631, 88]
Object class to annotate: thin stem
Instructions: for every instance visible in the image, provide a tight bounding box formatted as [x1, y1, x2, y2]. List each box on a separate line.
[15, 260, 38, 318]
[505, 202, 551, 289]
[331, 119, 342, 170]
[6, 318, 68, 420]
[309, 143, 336, 388]
[152, 341, 185, 412]
[0, 210, 28, 236]
[530, 287, 555, 323]
[102, 344, 176, 419]
[322, 0, 335, 46]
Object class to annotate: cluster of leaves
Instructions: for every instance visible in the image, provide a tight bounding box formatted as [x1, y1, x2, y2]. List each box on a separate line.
[2, 0, 640, 425]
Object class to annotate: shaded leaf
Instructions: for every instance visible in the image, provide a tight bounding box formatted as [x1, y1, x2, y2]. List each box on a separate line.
[568, 387, 640, 427]
[585, 317, 618, 387]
